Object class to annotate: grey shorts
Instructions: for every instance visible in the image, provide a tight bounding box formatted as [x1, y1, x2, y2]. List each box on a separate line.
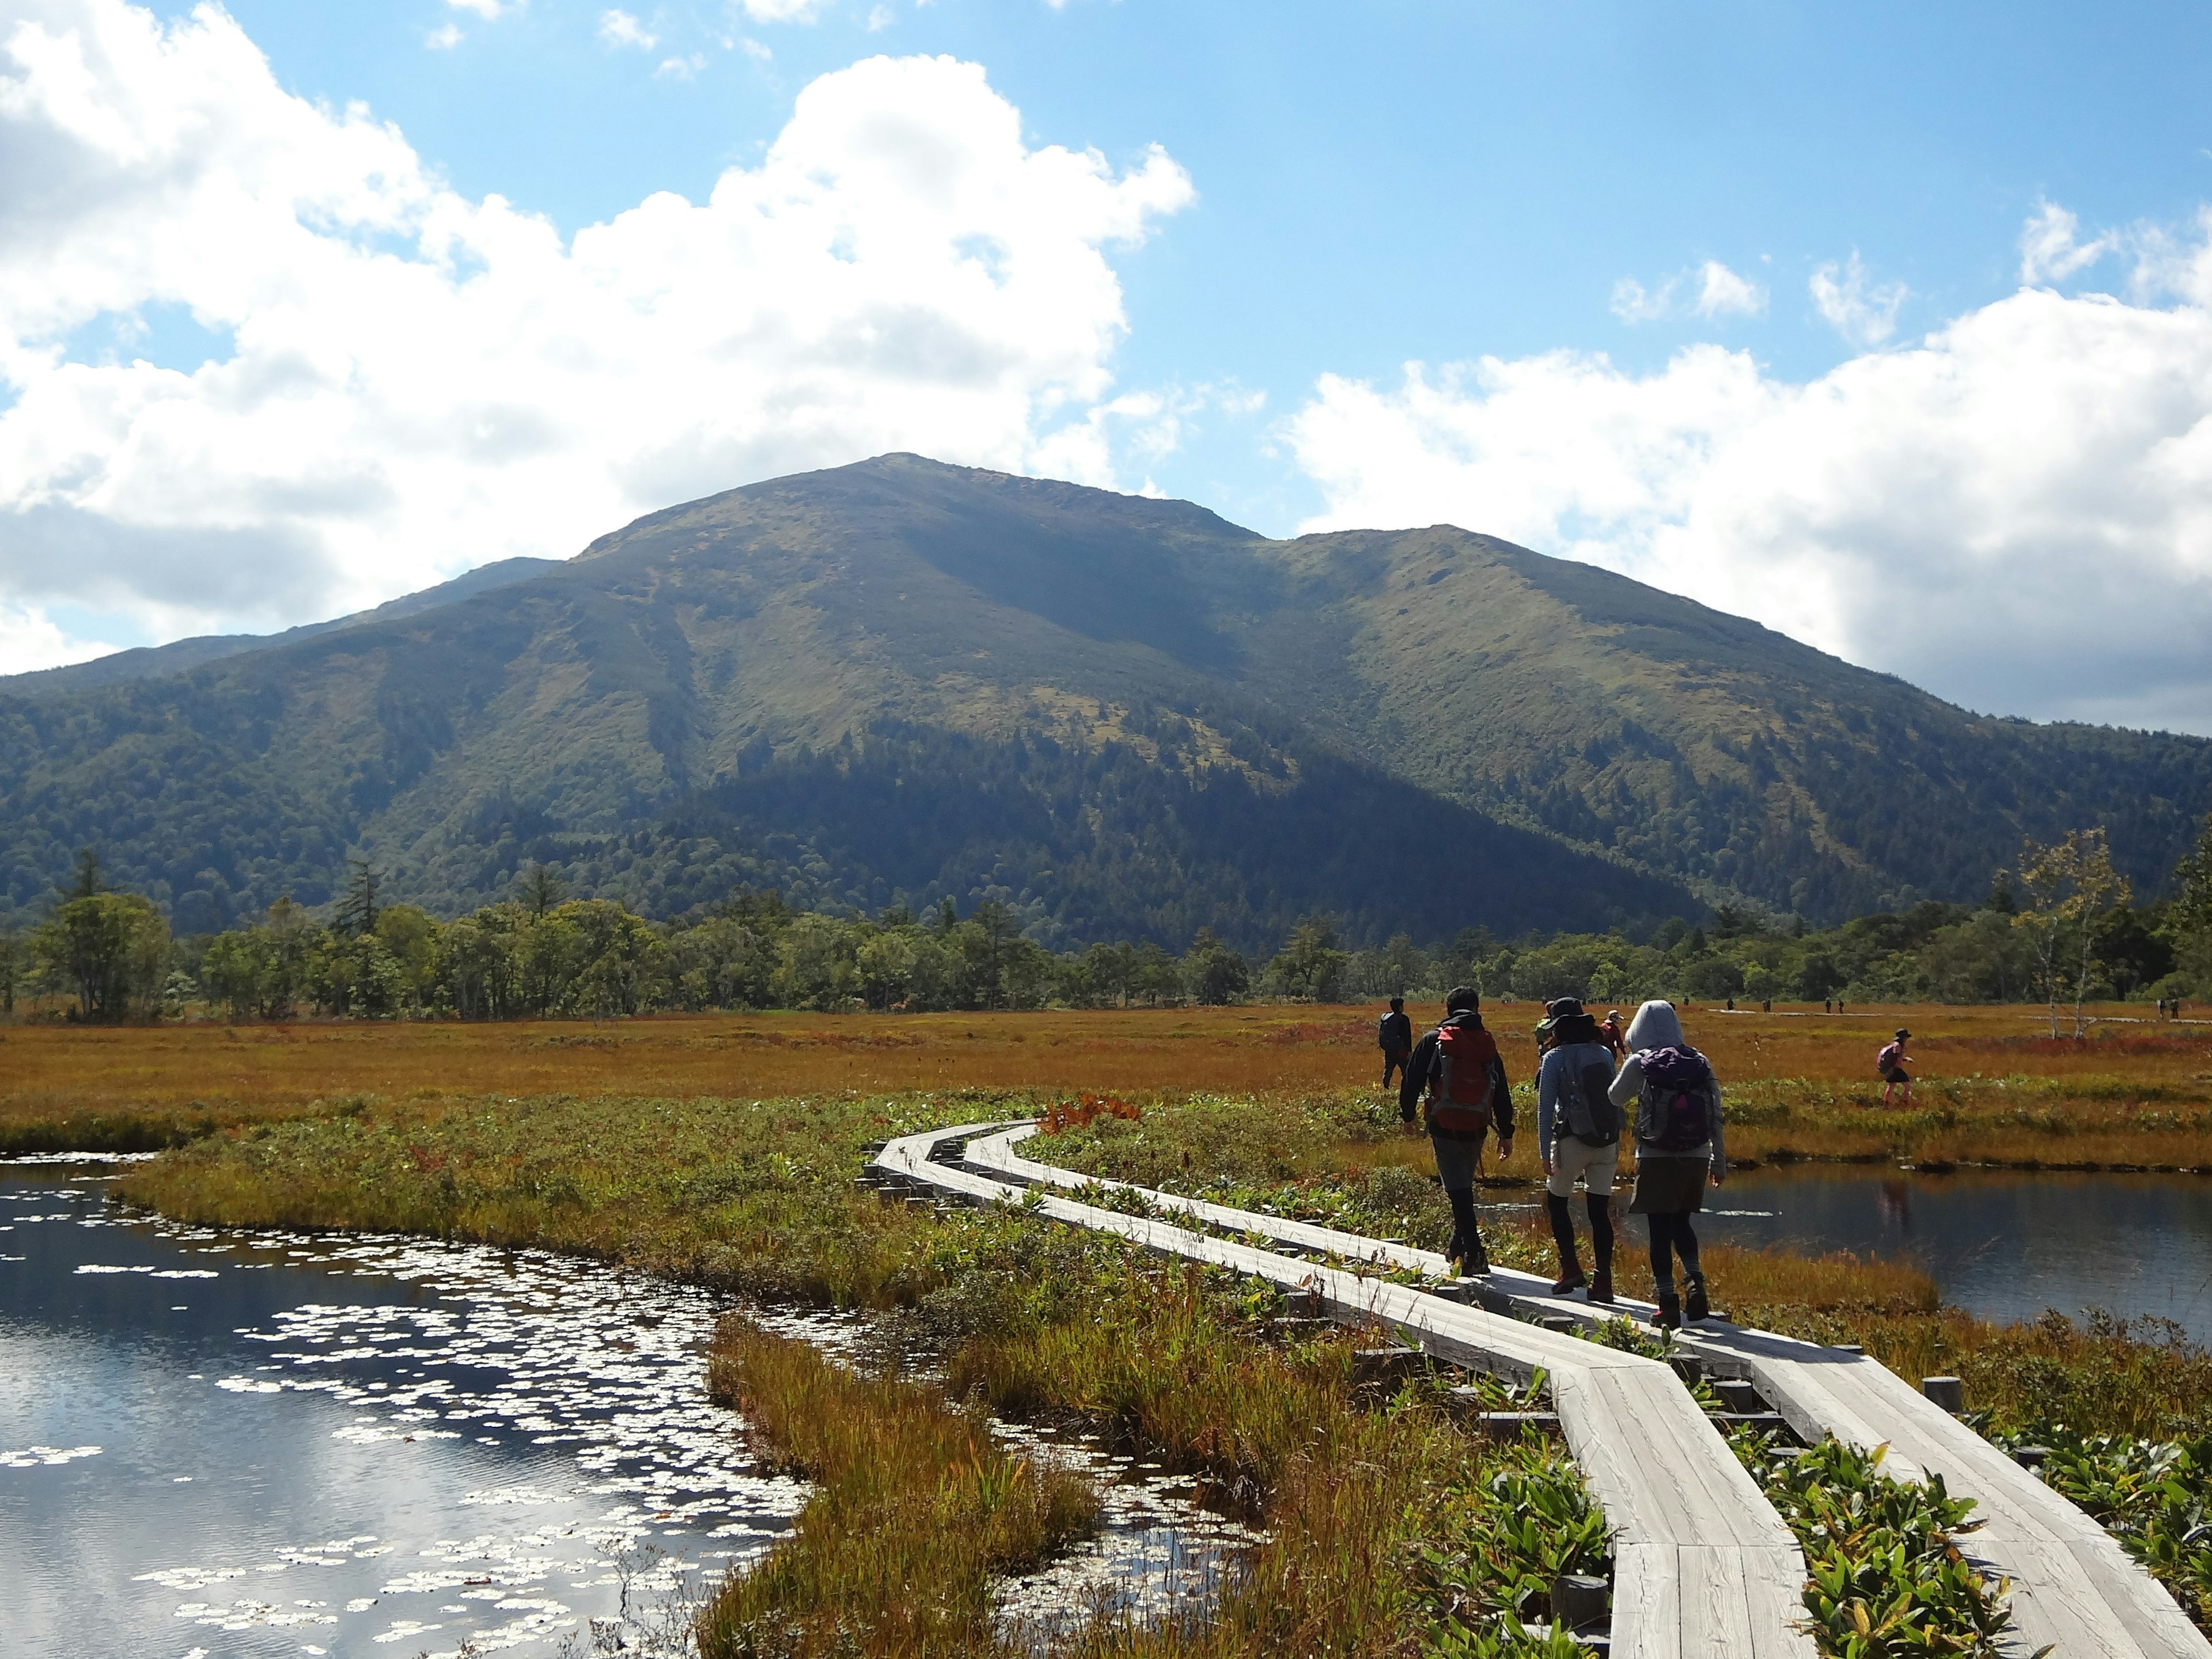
[1430, 1131, 1484, 1192]
[1546, 1135, 1619, 1198]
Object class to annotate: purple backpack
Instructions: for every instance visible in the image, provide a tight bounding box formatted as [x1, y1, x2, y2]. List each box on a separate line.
[1638, 1046, 1713, 1153]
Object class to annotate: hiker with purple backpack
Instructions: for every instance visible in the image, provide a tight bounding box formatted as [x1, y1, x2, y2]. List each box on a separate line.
[1399, 986, 1516, 1276]
[1607, 999, 1725, 1330]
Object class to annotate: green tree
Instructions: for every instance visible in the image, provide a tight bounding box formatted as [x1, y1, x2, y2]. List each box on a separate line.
[2016, 828, 2132, 1037]
[519, 862, 568, 921]
[1266, 915, 1347, 1002]
[31, 891, 169, 1021]
[1181, 927, 1249, 1006]
[335, 858, 382, 937]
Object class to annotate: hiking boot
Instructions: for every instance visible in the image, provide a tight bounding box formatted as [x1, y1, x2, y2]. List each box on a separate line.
[1459, 1240, 1492, 1277]
[1684, 1273, 1710, 1323]
[1551, 1268, 1588, 1296]
[1588, 1269, 1615, 1305]
[1653, 1290, 1681, 1331]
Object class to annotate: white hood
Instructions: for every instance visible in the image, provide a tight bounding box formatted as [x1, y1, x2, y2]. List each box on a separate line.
[1624, 999, 1685, 1052]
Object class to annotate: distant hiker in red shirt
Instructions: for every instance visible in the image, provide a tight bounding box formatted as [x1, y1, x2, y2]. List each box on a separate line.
[1878, 1028, 1914, 1107]
[1400, 987, 1514, 1275]
[1599, 1009, 1628, 1058]
[1378, 997, 1413, 1090]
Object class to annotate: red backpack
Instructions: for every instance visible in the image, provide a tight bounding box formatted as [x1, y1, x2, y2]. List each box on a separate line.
[1429, 1021, 1499, 1132]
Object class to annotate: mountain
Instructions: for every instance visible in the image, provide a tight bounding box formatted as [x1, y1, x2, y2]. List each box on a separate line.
[1, 454, 2207, 949]
[0, 557, 559, 697]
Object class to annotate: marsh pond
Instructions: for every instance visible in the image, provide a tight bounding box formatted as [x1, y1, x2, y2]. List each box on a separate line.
[0, 1165, 1250, 1658]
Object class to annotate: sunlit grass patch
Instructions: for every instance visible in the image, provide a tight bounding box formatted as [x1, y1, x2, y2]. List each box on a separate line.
[699, 1323, 1099, 1658]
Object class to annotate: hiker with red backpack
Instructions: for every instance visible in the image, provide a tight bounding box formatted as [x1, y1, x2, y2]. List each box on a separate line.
[1399, 986, 1515, 1276]
[1606, 999, 1725, 1330]
[1535, 998, 1621, 1303]
[1878, 1028, 1914, 1107]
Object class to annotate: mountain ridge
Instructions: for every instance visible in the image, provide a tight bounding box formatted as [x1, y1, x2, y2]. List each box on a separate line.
[2, 454, 2205, 945]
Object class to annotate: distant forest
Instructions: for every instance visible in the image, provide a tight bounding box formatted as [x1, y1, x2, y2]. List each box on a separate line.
[7, 817, 2209, 1023]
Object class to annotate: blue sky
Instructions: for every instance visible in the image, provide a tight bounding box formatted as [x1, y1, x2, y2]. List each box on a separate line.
[6, 0, 2212, 729]
[200, 0, 2212, 529]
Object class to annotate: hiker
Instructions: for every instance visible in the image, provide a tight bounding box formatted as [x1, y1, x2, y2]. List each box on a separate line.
[1378, 997, 1413, 1090]
[1399, 986, 1514, 1275]
[1608, 999, 1725, 1330]
[1599, 1009, 1628, 1058]
[1535, 998, 1621, 1302]
[1878, 1028, 1914, 1107]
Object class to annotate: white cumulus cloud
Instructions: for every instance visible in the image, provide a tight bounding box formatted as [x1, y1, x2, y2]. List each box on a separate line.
[1286, 211, 2212, 733]
[0, 2, 1193, 664]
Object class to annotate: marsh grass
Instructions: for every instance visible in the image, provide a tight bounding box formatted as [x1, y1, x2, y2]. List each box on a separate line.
[699, 1323, 1099, 1658]
[942, 1263, 1606, 1658]
[10, 1001, 2208, 1170]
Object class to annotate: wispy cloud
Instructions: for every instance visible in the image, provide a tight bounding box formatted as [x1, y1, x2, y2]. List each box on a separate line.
[445, 0, 514, 18]
[1692, 260, 1765, 319]
[599, 9, 657, 49]
[1809, 252, 1907, 347]
[1611, 260, 1765, 324]
[426, 22, 464, 48]
[2018, 199, 2118, 286]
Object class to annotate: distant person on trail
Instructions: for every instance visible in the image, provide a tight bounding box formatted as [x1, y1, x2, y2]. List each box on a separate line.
[1400, 986, 1514, 1276]
[1878, 1028, 1914, 1107]
[1535, 998, 1621, 1303]
[1600, 1009, 1628, 1058]
[1378, 997, 1414, 1090]
[1608, 1000, 1725, 1330]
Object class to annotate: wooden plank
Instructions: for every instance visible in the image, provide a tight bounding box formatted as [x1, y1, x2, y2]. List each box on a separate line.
[1611, 1541, 1683, 1659]
[950, 1123, 2212, 1656]
[1680, 1546, 1765, 1659]
[888, 1124, 1816, 1658]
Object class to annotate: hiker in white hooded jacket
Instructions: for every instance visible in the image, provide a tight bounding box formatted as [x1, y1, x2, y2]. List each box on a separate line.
[1607, 999, 1725, 1330]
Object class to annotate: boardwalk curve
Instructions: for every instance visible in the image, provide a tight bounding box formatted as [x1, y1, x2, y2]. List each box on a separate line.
[962, 1122, 2212, 1659]
[875, 1122, 1814, 1658]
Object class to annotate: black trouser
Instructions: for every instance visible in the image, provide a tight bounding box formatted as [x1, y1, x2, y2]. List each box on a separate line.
[1647, 1211, 1702, 1293]
[1547, 1192, 1613, 1274]
[1382, 1050, 1409, 1088]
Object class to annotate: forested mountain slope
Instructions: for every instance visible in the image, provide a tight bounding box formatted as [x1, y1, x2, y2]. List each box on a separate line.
[1, 454, 2205, 945]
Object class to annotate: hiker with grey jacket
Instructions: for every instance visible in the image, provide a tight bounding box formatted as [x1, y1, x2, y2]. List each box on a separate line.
[1399, 986, 1515, 1276]
[1535, 997, 1621, 1303]
[1607, 999, 1725, 1330]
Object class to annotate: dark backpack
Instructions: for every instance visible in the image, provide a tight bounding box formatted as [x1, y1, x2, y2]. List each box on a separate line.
[1877, 1041, 1903, 1072]
[1638, 1047, 1713, 1153]
[1561, 1052, 1620, 1146]
[1430, 1021, 1497, 1133]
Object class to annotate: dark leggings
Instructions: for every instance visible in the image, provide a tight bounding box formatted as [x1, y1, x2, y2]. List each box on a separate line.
[1647, 1211, 1702, 1292]
[1547, 1193, 1615, 1263]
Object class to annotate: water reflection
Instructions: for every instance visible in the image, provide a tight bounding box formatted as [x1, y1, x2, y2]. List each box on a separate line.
[1703, 1165, 2212, 1340]
[1, 1168, 1253, 1658]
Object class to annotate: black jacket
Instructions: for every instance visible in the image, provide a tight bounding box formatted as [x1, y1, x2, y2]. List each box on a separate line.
[1398, 1011, 1515, 1141]
[1378, 1010, 1413, 1053]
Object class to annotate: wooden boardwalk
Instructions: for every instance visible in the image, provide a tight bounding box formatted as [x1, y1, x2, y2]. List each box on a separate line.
[878, 1122, 1815, 1659]
[961, 1123, 2212, 1659]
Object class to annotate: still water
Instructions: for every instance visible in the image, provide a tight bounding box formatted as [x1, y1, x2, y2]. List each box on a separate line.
[1696, 1166, 2212, 1342]
[1, 1166, 1249, 1658]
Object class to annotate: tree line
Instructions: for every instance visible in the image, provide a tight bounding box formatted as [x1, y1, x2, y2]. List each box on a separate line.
[5, 817, 2209, 1025]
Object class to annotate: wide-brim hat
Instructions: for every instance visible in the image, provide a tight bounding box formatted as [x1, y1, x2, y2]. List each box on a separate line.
[1535, 996, 1587, 1032]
